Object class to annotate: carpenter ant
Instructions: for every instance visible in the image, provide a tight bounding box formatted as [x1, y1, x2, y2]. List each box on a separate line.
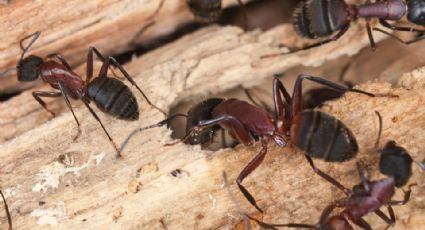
[16, 31, 165, 157]
[374, 111, 425, 187]
[0, 190, 12, 230]
[263, 0, 425, 57]
[242, 162, 415, 230]
[120, 98, 228, 151]
[164, 74, 375, 213]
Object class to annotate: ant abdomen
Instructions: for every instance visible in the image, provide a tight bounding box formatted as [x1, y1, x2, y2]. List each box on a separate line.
[293, 0, 348, 38]
[291, 110, 358, 162]
[186, 0, 222, 23]
[87, 77, 139, 121]
[17, 55, 43, 81]
[407, 0, 425, 25]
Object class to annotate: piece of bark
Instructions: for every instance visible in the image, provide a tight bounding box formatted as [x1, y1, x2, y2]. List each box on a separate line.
[0, 22, 386, 143]
[0, 52, 424, 229]
[0, 0, 249, 93]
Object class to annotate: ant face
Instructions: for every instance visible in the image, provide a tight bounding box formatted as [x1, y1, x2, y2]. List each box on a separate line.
[17, 55, 43, 81]
[407, 0, 425, 25]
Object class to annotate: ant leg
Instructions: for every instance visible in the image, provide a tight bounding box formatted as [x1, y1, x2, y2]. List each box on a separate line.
[388, 184, 416, 205]
[350, 217, 372, 230]
[76, 92, 121, 158]
[120, 114, 187, 152]
[19, 31, 41, 60]
[378, 19, 425, 33]
[272, 78, 292, 129]
[46, 53, 72, 70]
[85, 47, 122, 83]
[32, 91, 62, 117]
[374, 208, 395, 227]
[290, 74, 375, 119]
[305, 156, 352, 196]
[237, 140, 268, 213]
[106, 56, 167, 115]
[0, 190, 12, 230]
[261, 25, 350, 58]
[356, 162, 370, 193]
[373, 28, 425, 45]
[57, 83, 82, 140]
[365, 19, 376, 51]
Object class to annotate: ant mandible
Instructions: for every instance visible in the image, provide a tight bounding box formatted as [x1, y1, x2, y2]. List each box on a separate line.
[263, 0, 425, 57]
[142, 74, 375, 213]
[17, 31, 166, 157]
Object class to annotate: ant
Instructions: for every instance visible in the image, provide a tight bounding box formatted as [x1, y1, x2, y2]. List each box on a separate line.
[263, 0, 425, 58]
[0, 190, 12, 230]
[240, 162, 415, 230]
[187, 0, 247, 25]
[121, 98, 229, 151]
[127, 74, 375, 213]
[374, 111, 425, 187]
[16, 31, 165, 157]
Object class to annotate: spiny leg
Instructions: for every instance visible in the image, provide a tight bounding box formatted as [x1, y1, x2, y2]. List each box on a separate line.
[379, 19, 425, 33]
[365, 19, 376, 51]
[290, 74, 375, 119]
[374, 208, 395, 227]
[272, 77, 292, 129]
[388, 183, 416, 205]
[305, 156, 352, 196]
[32, 91, 62, 117]
[237, 140, 268, 213]
[58, 83, 82, 140]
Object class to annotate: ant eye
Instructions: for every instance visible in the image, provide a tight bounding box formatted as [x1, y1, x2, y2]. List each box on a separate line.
[17, 55, 43, 81]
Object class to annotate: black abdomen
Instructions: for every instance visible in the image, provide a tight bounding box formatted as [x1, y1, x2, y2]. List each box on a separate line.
[293, 0, 348, 38]
[88, 77, 139, 120]
[291, 110, 358, 162]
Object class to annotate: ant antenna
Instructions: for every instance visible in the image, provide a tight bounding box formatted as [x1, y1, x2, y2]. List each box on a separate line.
[19, 31, 41, 61]
[374, 111, 383, 151]
[0, 190, 12, 230]
[120, 114, 187, 151]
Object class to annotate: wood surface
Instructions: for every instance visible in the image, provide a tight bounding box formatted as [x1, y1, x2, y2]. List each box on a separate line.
[0, 63, 424, 229]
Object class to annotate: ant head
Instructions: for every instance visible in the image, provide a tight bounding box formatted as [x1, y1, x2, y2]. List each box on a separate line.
[17, 55, 43, 81]
[407, 0, 425, 26]
[323, 216, 353, 230]
[185, 98, 224, 145]
[379, 141, 413, 187]
[16, 31, 43, 82]
[292, 0, 349, 38]
[186, 0, 222, 23]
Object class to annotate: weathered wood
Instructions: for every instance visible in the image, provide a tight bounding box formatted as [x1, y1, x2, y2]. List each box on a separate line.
[0, 22, 386, 143]
[0, 46, 424, 230]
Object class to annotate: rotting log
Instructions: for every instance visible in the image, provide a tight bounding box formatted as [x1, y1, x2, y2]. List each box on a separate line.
[0, 21, 386, 143]
[0, 55, 424, 229]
